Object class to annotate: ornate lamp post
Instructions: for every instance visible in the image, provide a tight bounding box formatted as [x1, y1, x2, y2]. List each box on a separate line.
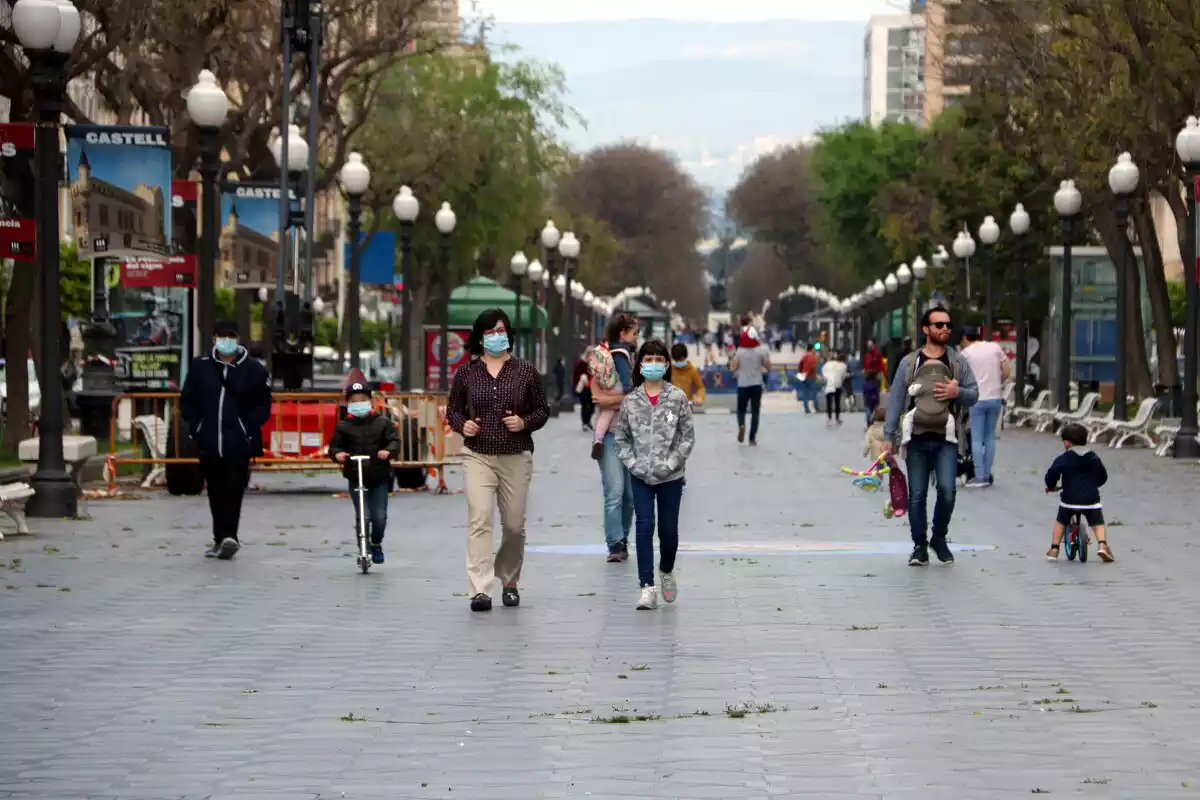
[952, 230, 976, 318]
[16, 0, 81, 518]
[558, 232, 581, 411]
[392, 186, 419, 390]
[186, 69, 228, 350]
[434, 202, 457, 391]
[337, 152, 370, 369]
[509, 251, 529, 359]
[1054, 179, 1084, 412]
[540, 220, 561, 367]
[527, 259, 544, 368]
[1009, 203, 1032, 406]
[1108, 153, 1139, 422]
[896, 262, 913, 340]
[1175, 117, 1200, 456]
[911, 255, 927, 340]
[978, 215, 1001, 339]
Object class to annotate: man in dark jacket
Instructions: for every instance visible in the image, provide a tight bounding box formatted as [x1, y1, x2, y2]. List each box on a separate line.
[329, 381, 400, 564]
[180, 320, 272, 559]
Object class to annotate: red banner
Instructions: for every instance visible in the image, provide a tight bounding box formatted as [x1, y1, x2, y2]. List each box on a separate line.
[120, 255, 197, 288]
[0, 123, 37, 262]
[425, 328, 470, 389]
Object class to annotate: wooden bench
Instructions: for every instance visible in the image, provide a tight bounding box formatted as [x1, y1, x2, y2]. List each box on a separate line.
[0, 482, 34, 539]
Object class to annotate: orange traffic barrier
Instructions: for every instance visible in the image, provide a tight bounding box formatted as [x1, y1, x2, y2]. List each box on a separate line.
[104, 391, 452, 494]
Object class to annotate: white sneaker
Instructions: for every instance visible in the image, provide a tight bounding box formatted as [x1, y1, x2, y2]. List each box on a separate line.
[636, 586, 658, 610]
[660, 572, 678, 604]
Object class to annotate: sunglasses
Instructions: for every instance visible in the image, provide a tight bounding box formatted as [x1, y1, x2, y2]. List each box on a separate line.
[927, 321, 953, 330]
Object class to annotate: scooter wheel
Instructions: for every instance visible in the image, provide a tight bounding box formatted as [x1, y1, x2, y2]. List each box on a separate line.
[358, 557, 371, 574]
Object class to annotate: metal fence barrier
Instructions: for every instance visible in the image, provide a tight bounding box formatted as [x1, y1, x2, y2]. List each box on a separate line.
[103, 391, 454, 494]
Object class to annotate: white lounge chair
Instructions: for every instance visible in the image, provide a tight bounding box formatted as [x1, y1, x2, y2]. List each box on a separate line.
[1104, 397, 1162, 449]
[0, 482, 34, 539]
[1010, 390, 1051, 428]
[102, 415, 170, 488]
[1154, 418, 1182, 456]
[1083, 408, 1116, 443]
[1037, 392, 1100, 433]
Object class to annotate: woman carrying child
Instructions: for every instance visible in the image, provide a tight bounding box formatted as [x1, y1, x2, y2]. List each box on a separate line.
[613, 340, 696, 610]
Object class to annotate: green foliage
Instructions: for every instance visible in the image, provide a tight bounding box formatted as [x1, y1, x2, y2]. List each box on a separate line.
[315, 316, 340, 348]
[214, 288, 235, 322]
[59, 241, 91, 322]
[1168, 281, 1185, 329]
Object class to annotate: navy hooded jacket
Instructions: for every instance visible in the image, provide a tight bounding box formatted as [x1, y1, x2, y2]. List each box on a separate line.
[180, 347, 273, 459]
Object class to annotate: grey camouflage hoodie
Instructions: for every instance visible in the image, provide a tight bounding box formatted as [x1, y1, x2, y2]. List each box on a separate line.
[613, 383, 695, 485]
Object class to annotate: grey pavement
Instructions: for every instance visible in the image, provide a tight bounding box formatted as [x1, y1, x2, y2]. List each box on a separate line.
[3, 406, 1200, 799]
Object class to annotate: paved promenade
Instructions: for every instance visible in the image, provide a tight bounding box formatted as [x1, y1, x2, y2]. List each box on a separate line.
[3, 407, 1200, 799]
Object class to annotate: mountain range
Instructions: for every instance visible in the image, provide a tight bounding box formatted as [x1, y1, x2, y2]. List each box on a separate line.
[488, 19, 868, 194]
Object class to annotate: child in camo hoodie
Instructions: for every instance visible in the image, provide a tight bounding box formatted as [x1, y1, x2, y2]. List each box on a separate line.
[613, 339, 696, 611]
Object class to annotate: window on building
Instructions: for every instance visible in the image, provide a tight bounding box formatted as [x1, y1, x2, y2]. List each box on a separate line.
[243, 246, 250, 264]
[257, 250, 268, 267]
[98, 204, 109, 226]
[946, 4, 973, 27]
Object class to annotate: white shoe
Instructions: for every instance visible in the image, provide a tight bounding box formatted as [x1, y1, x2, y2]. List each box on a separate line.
[636, 586, 658, 610]
[660, 572, 677, 604]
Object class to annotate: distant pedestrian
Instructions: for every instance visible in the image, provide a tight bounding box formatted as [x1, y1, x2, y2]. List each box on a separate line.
[594, 313, 639, 562]
[731, 320, 771, 445]
[180, 320, 272, 560]
[669, 342, 706, 407]
[552, 357, 566, 404]
[446, 308, 550, 612]
[822, 352, 848, 426]
[613, 339, 696, 610]
[961, 326, 1011, 488]
[861, 339, 884, 426]
[796, 346, 819, 413]
[573, 353, 594, 431]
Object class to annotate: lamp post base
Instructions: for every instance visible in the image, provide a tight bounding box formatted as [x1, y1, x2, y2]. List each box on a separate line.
[26, 471, 78, 519]
[1173, 428, 1200, 459]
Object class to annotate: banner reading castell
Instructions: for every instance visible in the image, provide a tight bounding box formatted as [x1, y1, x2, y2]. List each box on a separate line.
[220, 182, 291, 290]
[66, 124, 190, 390]
[0, 123, 37, 262]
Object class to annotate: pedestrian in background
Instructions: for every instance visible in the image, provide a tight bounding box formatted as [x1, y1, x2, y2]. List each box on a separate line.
[796, 345, 819, 413]
[573, 352, 594, 431]
[961, 326, 1011, 488]
[594, 313, 639, 563]
[180, 320, 272, 560]
[447, 308, 550, 612]
[613, 339, 695, 610]
[822, 351, 848, 426]
[731, 319, 771, 445]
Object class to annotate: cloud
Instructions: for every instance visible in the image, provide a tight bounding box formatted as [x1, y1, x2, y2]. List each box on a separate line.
[677, 39, 810, 59]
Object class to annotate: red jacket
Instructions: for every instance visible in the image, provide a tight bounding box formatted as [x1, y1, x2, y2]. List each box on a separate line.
[799, 351, 818, 377]
[862, 348, 884, 376]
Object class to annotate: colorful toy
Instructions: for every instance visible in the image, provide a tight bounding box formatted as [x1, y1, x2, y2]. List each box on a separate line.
[840, 454, 890, 493]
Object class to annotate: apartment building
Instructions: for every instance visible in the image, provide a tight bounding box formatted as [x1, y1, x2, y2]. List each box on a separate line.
[863, 14, 926, 127]
[920, 0, 979, 124]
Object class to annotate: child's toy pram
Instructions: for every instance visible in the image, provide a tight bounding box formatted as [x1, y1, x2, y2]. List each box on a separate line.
[840, 453, 908, 519]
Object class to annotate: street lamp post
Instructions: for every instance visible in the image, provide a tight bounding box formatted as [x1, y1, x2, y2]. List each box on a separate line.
[392, 186, 419, 390]
[186, 69, 228, 352]
[527, 259, 544, 367]
[1175, 118, 1200, 457]
[558, 232, 580, 412]
[1054, 179, 1084, 412]
[510, 251, 529, 359]
[540, 220, 562, 370]
[17, 0, 81, 518]
[435, 202, 457, 391]
[268, 123, 309, 389]
[952, 230, 976, 319]
[1009, 203, 1032, 407]
[338, 153, 370, 370]
[978, 215, 1001, 340]
[911, 256, 927, 340]
[1108, 152, 1139, 422]
[896, 263, 913, 341]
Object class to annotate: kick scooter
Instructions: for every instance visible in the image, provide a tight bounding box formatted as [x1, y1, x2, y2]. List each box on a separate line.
[351, 455, 373, 574]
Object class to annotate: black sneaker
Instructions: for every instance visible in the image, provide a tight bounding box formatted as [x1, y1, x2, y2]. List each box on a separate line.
[590, 441, 604, 461]
[502, 588, 520, 607]
[929, 538, 954, 564]
[470, 593, 492, 612]
[908, 545, 929, 566]
[216, 538, 239, 560]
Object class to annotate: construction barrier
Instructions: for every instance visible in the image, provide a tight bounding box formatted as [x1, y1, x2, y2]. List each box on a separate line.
[104, 391, 454, 494]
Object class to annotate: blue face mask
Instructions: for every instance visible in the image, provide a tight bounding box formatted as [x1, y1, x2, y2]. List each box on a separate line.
[214, 337, 238, 357]
[347, 401, 372, 418]
[672, 360, 688, 369]
[482, 332, 509, 356]
[640, 362, 667, 381]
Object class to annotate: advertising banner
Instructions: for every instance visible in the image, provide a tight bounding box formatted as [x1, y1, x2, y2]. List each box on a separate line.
[120, 255, 196, 289]
[0, 122, 36, 261]
[220, 182, 289, 289]
[343, 230, 396, 285]
[424, 328, 470, 389]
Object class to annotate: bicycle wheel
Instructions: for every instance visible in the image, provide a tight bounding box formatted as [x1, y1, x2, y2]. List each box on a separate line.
[1065, 520, 1079, 561]
[1078, 519, 1089, 563]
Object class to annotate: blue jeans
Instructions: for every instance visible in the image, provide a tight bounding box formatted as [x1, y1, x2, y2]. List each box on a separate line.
[349, 482, 390, 544]
[904, 438, 958, 547]
[795, 379, 818, 411]
[969, 398, 1003, 481]
[599, 432, 633, 551]
[631, 475, 683, 587]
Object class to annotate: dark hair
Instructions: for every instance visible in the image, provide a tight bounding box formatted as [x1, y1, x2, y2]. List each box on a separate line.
[213, 319, 239, 337]
[467, 307, 513, 356]
[921, 306, 951, 327]
[1061, 422, 1088, 447]
[670, 342, 688, 361]
[962, 325, 981, 341]
[632, 339, 672, 387]
[605, 313, 638, 345]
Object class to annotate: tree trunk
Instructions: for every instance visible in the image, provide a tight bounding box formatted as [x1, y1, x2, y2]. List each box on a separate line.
[1137, 191, 1181, 398]
[1093, 206, 1153, 401]
[4, 263, 36, 452]
[406, 279, 432, 391]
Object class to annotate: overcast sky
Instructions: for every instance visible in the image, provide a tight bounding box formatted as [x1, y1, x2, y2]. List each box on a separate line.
[472, 0, 908, 23]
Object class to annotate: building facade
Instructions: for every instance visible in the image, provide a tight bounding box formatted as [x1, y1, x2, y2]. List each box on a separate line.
[68, 151, 168, 255]
[921, 0, 977, 125]
[863, 14, 926, 127]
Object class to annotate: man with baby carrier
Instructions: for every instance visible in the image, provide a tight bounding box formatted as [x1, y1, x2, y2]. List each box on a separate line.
[883, 307, 979, 567]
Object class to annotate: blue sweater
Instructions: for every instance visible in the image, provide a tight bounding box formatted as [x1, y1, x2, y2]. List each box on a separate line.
[1045, 448, 1108, 507]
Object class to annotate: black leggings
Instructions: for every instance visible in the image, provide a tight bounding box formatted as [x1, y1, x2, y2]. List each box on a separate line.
[826, 390, 842, 421]
[578, 387, 594, 427]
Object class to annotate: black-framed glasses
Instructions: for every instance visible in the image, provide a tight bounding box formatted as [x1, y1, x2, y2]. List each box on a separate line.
[928, 321, 952, 330]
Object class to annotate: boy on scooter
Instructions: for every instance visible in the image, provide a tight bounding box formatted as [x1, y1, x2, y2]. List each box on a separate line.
[330, 382, 400, 564]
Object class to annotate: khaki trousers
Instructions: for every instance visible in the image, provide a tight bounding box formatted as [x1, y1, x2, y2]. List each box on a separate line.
[463, 449, 534, 597]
